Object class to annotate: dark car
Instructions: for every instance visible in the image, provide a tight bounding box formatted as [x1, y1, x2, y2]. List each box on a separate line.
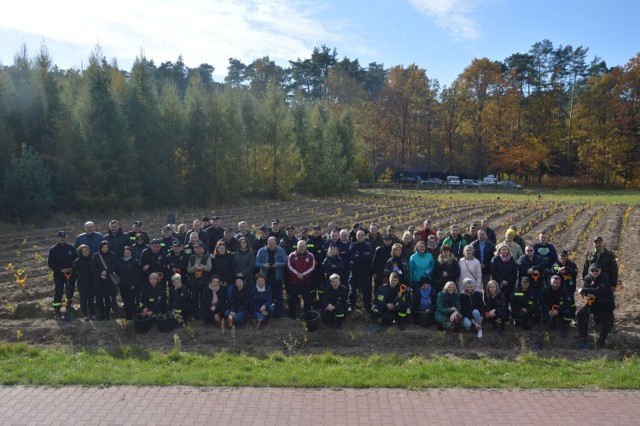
[420, 178, 444, 186]
[394, 176, 419, 184]
[497, 180, 523, 190]
[461, 179, 478, 188]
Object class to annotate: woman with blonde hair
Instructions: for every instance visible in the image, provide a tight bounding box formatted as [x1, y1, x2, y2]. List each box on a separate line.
[458, 245, 482, 292]
[435, 281, 461, 330]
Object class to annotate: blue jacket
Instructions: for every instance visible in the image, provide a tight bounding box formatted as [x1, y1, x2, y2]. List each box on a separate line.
[74, 232, 104, 254]
[255, 246, 288, 281]
[409, 252, 435, 285]
[349, 241, 373, 275]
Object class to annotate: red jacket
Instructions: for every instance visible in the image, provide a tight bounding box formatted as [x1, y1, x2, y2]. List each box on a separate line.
[287, 251, 316, 288]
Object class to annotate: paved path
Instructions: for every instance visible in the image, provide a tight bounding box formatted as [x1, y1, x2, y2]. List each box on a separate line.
[2, 386, 639, 425]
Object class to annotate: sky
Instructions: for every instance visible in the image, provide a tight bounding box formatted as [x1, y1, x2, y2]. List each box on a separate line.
[1, 0, 638, 88]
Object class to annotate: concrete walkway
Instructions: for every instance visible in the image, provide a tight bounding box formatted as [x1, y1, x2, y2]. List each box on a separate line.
[2, 386, 639, 425]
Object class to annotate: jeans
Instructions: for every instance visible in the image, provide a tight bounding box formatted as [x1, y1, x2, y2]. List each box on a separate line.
[224, 308, 249, 325]
[252, 304, 274, 321]
[463, 309, 483, 330]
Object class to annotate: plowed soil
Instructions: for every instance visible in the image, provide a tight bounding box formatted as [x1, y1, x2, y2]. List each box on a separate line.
[1, 194, 638, 360]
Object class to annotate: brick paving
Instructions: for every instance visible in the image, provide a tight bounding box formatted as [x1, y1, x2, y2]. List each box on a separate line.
[1, 386, 639, 425]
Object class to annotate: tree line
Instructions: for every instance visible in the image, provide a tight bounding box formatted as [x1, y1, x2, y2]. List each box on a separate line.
[0, 41, 638, 221]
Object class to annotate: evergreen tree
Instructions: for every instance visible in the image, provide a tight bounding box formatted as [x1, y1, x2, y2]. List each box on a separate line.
[1, 145, 52, 222]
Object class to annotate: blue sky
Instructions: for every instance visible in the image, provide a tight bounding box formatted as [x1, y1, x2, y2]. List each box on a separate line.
[1, 0, 638, 87]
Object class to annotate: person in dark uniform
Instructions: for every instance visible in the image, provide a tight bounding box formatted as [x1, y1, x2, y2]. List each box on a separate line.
[170, 273, 192, 322]
[269, 218, 286, 245]
[138, 272, 166, 316]
[127, 220, 149, 245]
[577, 264, 615, 349]
[321, 273, 348, 329]
[552, 249, 578, 298]
[541, 275, 575, 338]
[47, 231, 78, 320]
[116, 246, 139, 320]
[371, 234, 394, 291]
[348, 230, 374, 312]
[510, 276, 538, 330]
[371, 272, 411, 330]
[582, 236, 618, 286]
[206, 216, 225, 251]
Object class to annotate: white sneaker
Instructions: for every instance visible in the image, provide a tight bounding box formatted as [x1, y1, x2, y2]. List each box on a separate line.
[477, 328, 483, 338]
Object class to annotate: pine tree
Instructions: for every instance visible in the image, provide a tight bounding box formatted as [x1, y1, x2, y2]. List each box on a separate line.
[1, 145, 53, 222]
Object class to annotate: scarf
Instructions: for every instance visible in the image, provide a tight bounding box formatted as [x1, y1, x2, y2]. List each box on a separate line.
[211, 286, 219, 305]
[256, 284, 266, 293]
[123, 255, 132, 262]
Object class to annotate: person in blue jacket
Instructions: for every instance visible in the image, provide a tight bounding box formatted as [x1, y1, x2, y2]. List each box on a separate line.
[409, 240, 435, 292]
[255, 237, 288, 318]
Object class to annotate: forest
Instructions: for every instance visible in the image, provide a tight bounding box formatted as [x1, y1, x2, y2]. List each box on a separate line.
[0, 40, 638, 220]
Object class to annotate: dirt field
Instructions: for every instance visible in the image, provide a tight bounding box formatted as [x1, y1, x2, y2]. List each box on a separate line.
[1, 193, 638, 360]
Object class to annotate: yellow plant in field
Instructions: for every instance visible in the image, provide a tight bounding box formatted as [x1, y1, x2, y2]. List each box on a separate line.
[15, 250, 22, 257]
[22, 238, 27, 245]
[14, 269, 27, 286]
[16, 330, 23, 339]
[5, 263, 14, 272]
[33, 251, 43, 262]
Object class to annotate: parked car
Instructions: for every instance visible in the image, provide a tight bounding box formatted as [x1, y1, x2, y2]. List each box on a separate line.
[446, 176, 461, 186]
[480, 177, 498, 186]
[461, 179, 478, 188]
[394, 176, 418, 184]
[497, 180, 523, 189]
[420, 178, 444, 186]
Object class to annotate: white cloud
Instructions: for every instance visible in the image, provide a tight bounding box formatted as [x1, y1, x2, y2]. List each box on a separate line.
[408, 0, 481, 41]
[0, 0, 344, 77]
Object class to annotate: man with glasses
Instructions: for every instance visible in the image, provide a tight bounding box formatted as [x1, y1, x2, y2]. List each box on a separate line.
[577, 264, 615, 349]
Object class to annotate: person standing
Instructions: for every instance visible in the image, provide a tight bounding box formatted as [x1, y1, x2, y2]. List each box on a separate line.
[74, 221, 103, 255]
[578, 264, 615, 349]
[287, 241, 316, 319]
[348, 230, 374, 312]
[255, 237, 288, 318]
[73, 245, 95, 320]
[582, 236, 618, 286]
[47, 231, 78, 320]
[471, 229, 495, 288]
[91, 241, 117, 320]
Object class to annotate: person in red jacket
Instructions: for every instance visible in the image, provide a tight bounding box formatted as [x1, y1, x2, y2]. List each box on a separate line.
[287, 240, 316, 319]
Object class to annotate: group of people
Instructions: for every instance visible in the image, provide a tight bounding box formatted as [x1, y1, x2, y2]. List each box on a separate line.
[46, 216, 619, 348]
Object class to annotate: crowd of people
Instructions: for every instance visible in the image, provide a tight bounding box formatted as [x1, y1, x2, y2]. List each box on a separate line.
[46, 215, 619, 348]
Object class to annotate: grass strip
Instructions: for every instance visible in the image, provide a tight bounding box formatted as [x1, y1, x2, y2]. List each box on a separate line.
[360, 188, 640, 205]
[1, 344, 639, 389]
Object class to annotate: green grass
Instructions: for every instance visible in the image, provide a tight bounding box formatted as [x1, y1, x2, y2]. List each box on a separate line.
[360, 188, 640, 205]
[1, 344, 638, 389]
